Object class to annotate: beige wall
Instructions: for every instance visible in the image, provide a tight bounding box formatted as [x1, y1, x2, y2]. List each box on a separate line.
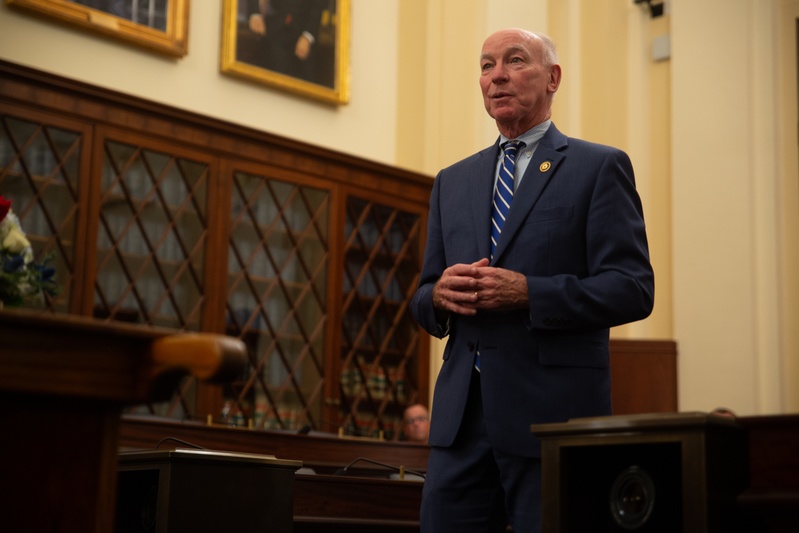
[671, 0, 799, 414]
[779, 0, 799, 412]
[1, 0, 796, 415]
[547, 1, 672, 341]
[0, 1, 404, 164]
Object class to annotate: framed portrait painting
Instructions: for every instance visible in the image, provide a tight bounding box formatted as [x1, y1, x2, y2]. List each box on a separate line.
[6, 0, 189, 56]
[221, 0, 350, 105]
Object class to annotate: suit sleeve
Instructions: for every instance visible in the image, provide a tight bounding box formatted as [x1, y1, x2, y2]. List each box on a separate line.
[526, 149, 655, 330]
[410, 171, 448, 338]
[298, 0, 326, 39]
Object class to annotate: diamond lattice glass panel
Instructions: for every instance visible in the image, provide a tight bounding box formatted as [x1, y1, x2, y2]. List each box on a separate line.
[340, 197, 422, 440]
[94, 140, 208, 330]
[224, 171, 329, 431]
[0, 114, 82, 312]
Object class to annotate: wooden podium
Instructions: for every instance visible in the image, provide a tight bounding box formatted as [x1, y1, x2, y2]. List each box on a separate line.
[533, 412, 748, 533]
[0, 308, 248, 533]
[117, 448, 302, 533]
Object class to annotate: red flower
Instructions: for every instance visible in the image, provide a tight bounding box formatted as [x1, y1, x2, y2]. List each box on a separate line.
[0, 196, 10, 223]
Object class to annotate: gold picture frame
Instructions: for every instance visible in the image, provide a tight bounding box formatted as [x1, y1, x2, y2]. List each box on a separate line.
[221, 0, 349, 105]
[6, 0, 189, 57]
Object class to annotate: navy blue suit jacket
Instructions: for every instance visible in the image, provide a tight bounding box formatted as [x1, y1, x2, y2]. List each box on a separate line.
[410, 124, 655, 457]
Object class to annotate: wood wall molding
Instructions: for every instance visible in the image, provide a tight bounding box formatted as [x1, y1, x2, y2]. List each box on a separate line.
[0, 59, 434, 199]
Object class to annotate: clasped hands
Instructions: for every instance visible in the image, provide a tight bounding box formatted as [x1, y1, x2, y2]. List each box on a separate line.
[432, 258, 528, 316]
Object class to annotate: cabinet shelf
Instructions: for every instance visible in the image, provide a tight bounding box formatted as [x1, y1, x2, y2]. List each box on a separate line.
[1, 169, 68, 185]
[227, 273, 315, 292]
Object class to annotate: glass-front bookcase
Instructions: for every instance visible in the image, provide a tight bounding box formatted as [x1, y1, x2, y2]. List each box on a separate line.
[0, 63, 431, 439]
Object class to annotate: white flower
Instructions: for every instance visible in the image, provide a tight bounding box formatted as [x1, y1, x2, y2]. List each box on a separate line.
[3, 226, 31, 255]
[0, 216, 12, 242]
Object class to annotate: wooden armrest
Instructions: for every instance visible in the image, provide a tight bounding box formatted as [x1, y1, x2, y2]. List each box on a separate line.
[0, 308, 249, 402]
[150, 333, 248, 383]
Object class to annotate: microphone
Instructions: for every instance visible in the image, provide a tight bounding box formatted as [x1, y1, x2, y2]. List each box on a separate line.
[334, 457, 425, 480]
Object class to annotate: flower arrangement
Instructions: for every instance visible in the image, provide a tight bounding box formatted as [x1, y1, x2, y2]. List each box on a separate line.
[0, 195, 58, 307]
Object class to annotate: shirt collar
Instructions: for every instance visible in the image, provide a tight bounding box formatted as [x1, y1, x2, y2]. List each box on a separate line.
[499, 119, 552, 150]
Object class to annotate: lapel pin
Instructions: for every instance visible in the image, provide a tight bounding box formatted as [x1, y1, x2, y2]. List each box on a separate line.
[539, 161, 551, 172]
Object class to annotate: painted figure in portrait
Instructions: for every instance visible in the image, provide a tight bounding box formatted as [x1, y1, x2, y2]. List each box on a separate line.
[236, 0, 336, 88]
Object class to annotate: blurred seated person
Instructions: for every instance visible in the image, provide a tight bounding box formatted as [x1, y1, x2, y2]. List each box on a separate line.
[402, 404, 430, 444]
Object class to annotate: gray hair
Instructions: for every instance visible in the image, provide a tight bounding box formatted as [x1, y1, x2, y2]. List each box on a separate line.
[532, 32, 559, 66]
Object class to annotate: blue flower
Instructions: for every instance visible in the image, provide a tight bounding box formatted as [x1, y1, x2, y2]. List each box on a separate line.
[2, 254, 24, 273]
[37, 265, 56, 282]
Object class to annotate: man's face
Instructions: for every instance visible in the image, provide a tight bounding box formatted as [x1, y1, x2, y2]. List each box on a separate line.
[403, 406, 430, 443]
[479, 29, 560, 137]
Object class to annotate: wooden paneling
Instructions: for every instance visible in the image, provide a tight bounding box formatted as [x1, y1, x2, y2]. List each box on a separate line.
[610, 338, 678, 414]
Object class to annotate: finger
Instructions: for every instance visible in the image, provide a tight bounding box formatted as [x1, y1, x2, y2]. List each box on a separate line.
[446, 300, 478, 316]
[445, 264, 475, 278]
[439, 272, 478, 292]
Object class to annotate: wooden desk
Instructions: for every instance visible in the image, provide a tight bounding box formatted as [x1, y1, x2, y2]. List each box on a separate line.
[293, 474, 423, 533]
[119, 415, 431, 474]
[0, 309, 247, 533]
[737, 415, 799, 532]
[117, 448, 302, 533]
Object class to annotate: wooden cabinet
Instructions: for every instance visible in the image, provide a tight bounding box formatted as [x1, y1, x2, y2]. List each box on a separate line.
[0, 59, 431, 439]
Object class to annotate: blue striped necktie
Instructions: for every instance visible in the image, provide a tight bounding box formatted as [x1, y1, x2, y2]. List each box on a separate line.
[477, 140, 524, 372]
[490, 140, 524, 260]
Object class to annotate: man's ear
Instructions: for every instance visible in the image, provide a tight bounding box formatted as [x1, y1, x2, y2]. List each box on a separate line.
[548, 64, 562, 92]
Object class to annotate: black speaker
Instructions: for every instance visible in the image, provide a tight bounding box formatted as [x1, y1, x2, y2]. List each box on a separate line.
[533, 412, 748, 533]
[116, 448, 302, 533]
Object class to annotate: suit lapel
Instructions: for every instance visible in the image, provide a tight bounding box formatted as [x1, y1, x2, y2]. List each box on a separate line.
[492, 125, 568, 263]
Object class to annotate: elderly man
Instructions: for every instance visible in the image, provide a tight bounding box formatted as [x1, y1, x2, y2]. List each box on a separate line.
[410, 28, 654, 532]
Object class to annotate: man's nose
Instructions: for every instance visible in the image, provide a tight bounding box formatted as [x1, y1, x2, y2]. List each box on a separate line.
[491, 64, 509, 82]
